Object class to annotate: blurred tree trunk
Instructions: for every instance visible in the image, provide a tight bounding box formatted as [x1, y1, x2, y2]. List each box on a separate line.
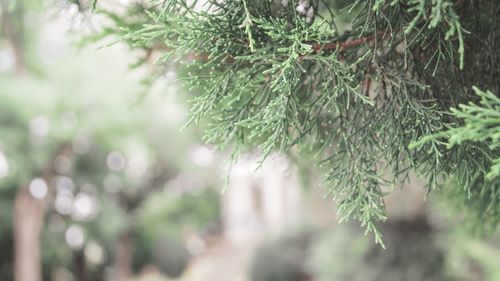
[13, 144, 70, 281]
[0, 1, 27, 73]
[113, 162, 171, 280]
[74, 249, 87, 281]
[4, 5, 39, 277]
[115, 232, 133, 281]
[13, 186, 44, 281]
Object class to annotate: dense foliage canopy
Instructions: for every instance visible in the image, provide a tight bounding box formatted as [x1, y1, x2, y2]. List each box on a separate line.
[91, 0, 500, 244]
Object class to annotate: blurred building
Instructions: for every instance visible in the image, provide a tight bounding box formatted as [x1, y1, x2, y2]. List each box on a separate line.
[223, 153, 303, 243]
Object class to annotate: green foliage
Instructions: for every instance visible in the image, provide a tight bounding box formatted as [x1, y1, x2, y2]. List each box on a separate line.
[411, 87, 500, 231]
[309, 218, 449, 281]
[372, 0, 465, 68]
[431, 201, 500, 281]
[136, 189, 220, 241]
[309, 226, 369, 281]
[131, 189, 220, 277]
[438, 87, 499, 180]
[445, 237, 500, 281]
[96, 0, 500, 244]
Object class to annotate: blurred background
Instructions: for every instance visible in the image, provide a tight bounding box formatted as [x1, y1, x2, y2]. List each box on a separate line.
[0, 1, 499, 281]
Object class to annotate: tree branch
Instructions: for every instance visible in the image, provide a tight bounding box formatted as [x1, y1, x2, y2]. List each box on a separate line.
[145, 33, 382, 65]
[311, 33, 380, 53]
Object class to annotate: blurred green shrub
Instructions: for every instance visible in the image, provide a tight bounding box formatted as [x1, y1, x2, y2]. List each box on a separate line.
[442, 228, 500, 281]
[152, 237, 191, 278]
[249, 230, 316, 281]
[309, 217, 448, 281]
[132, 189, 221, 276]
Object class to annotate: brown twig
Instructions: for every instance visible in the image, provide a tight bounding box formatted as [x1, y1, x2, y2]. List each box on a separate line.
[145, 33, 385, 64]
[311, 33, 380, 53]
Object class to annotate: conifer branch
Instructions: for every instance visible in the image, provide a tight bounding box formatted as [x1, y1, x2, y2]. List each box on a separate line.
[95, 0, 500, 244]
